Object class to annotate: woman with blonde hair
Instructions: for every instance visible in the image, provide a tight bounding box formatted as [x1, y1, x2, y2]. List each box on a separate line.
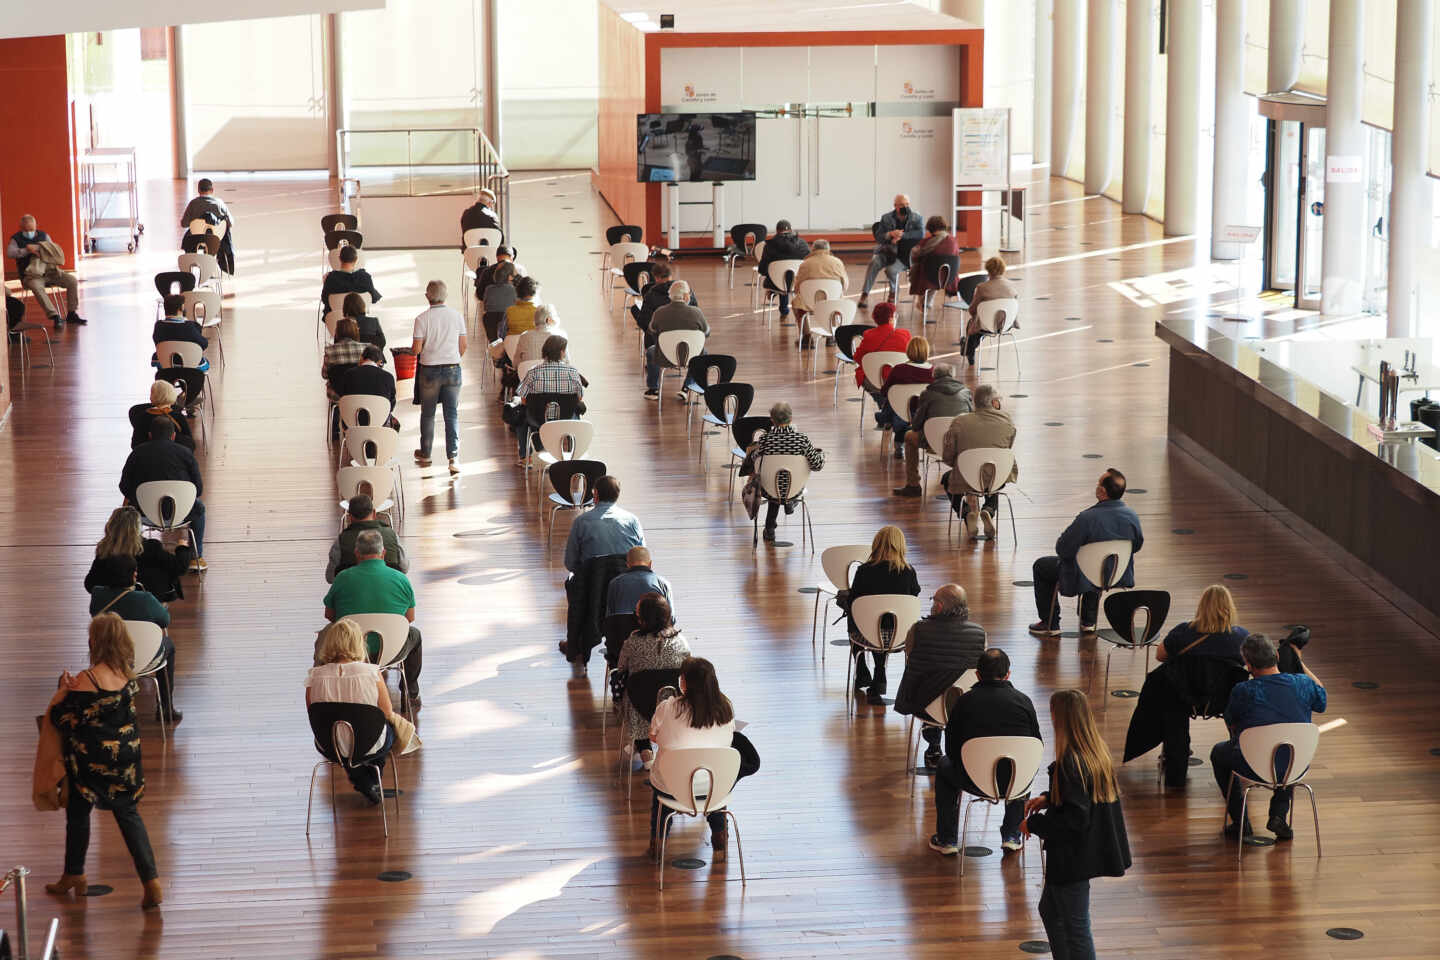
[85, 505, 194, 603]
[845, 526, 921, 705]
[128, 379, 194, 450]
[963, 255, 1019, 364]
[877, 335, 936, 458]
[44, 613, 163, 909]
[1023, 689, 1131, 960]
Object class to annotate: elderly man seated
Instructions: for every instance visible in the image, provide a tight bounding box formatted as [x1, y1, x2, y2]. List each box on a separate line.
[561, 475, 646, 678]
[644, 280, 709, 401]
[603, 546, 675, 665]
[8, 214, 84, 328]
[509, 334, 585, 464]
[893, 364, 972, 497]
[941, 384, 1018, 538]
[326, 494, 408, 583]
[894, 584, 987, 769]
[323, 529, 423, 708]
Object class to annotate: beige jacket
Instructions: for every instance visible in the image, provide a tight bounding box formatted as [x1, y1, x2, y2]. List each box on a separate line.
[793, 252, 850, 312]
[943, 406, 1020, 494]
[966, 275, 1020, 333]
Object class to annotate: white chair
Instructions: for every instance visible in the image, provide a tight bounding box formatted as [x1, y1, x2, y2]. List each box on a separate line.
[459, 246, 488, 322]
[188, 218, 226, 239]
[598, 228, 640, 279]
[753, 455, 815, 552]
[857, 350, 908, 433]
[533, 419, 596, 510]
[516, 359, 542, 382]
[503, 333, 526, 364]
[654, 330, 706, 413]
[337, 465, 398, 530]
[950, 448, 1018, 542]
[810, 544, 869, 663]
[885, 383, 929, 445]
[134, 480, 199, 566]
[653, 747, 746, 891]
[1228, 722, 1321, 863]
[762, 259, 804, 324]
[975, 298, 1021, 379]
[846, 594, 922, 716]
[123, 620, 171, 741]
[320, 291, 371, 350]
[802, 287, 852, 361]
[343, 612, 417, 724]
[918, 415, 958, 493]
[153, 340, 215, 437]
[604, 241, 649, 307]
[337, 393, 391, 440]
[748, 240, 767, 309]
[956, 736, 1044, 875]
[341, 426, 406, 524]
[178, 251, 222, 296]
[906, 670, 978, 793]
[182, 289, 224, 367]
[463, 226, 503, 251]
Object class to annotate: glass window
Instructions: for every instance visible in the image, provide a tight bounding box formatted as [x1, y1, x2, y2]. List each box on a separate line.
[498, 0, 598, 169]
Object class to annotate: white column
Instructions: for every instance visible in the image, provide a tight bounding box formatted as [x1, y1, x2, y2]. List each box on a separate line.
[1085, 0, 1117, 194]
[1320, 0, 1365, 313]
[1164, 0, 1202, 236]
[1389, 0, 1434, 337]
[1269, 0, 1304, 92]
[1211, 0, 1248, 258]
[483, 0, 502, 151]
[1034, 0, 1053, 165]
[1123, 0, 1155, 213]
[1051, 0, 1083, 174]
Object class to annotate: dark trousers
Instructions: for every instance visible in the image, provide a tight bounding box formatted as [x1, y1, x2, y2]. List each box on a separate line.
[346, 721, 396, 791]
[142, 635, 178, 710]
[1032, 555, 1098, 629]
[399, 627, 423, 696]
[764, 500, 784, 532]
[851, 645, 889, 695]
[933, 757, 1025, 840]
[964, 331, 985, 362]
[186, 500, 206, 557]
[1039, 879, 1095, 960]
[1161, 707, 1194, 786]
[64, 782, 158, 882]
[650, 787, 726, 842]
[921, 726, 943, 749]
[1211, 740, 1291, 823]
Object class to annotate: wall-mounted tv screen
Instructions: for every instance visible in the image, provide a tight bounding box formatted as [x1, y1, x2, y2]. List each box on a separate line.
[637, 112, 756, 183]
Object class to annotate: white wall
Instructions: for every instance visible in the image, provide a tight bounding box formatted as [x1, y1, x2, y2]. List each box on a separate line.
[3, 0, 380, 39]
[982, 0, 1036, 162]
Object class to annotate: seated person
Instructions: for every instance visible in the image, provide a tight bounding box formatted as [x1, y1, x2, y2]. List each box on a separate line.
[876, 336, 935, 456]
[1029, 468, 1141, 636]
[928, 648, 1041, 855]
[851, 301, 911, 391]
[323, 529, 423, 708]
[8, 214, 84, 327]
[631, 261, 697, 333]
[644, 280, 709, 400]
[481, 260, 517, 343]
[745, 402, 825, 544]
[180, 177, 236, 273]
[120, 417, 207, 570]
[892, 364, 972, 497]
[963, 256, 1019, 363]
[151, 294, 210, 372]
[846, 526, 920, 705]
[645, 657, 736, 862]
[129, 380, 194, 451]
[85, 505, 193, 604]
[6, 291, 25, 342]
[503, 275, 539, 338]
[306, 619, 412, 806]
[322, 317, 366, 402]
[320, 245, 382, 310]
[1211, 633, 1326, 840]
[616, 592, 691, 770]
[561, 475, 645, 676]
[341, 292, 385, 350]
[606, 546, 674, 621]
[326, 494, 408, 583]
[908, 215, 959, 312]
[756, 219, 810, 317]
[477, 246, 525, 300]
[459, 187, 503, 251]
[894, 584, 986, 768]
[87, 554, 180, 723]
[941, 385, 1018, 537]
[859, 194, 924, 307]
[513, 304, 565, 367]
[338, 345, 398, 430]
[791, 238, 849, 349]
[510, 335, 584, 464]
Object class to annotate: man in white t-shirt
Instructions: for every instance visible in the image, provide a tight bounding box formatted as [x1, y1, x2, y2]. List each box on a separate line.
[409, 280, 468, 475]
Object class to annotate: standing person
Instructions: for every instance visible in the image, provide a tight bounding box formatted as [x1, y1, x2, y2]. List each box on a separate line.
[646, 657, 737, 862]
[410, 280, 467, 474]
[7, 214, 84, 328]
[963, 256, 1020, 364]
[858, 194, 923, 307]
[756, 219, 810, 318]
[1023, 690, 1132, 960]
[179, 178, 237, 274]
[942, 384, 1019, 538]
[846, 526, 922, 706]
[119, 417, 207, 570]
[43, 614, 163, 909]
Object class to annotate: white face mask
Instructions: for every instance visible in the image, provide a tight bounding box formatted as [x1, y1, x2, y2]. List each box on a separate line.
[21, 230, 36, 239]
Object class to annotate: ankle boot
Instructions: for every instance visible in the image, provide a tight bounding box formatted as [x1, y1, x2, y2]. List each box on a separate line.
[711, 827, 729, 862]
[141, 878, 163, 909]
[45, 874, 87, 896]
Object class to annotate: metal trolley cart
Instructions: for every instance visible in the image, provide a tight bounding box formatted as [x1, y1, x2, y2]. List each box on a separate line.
[79, 146, 144, 253]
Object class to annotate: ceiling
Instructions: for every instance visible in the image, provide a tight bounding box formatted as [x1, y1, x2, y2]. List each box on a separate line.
[600, 0, 978, 34]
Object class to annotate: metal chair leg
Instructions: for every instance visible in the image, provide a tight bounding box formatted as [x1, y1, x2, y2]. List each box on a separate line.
[958, 797, 976, 877]
[1298, 782, 1321, 857]
[375, 767, 389, 837]
[305, 762, 323, 836]
[726, 810, 746, 884]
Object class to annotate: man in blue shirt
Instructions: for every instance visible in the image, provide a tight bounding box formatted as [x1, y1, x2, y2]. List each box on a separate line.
[1029, 469, 1143, 637]
[605, 546, 673, 619]
[563, 476, 645, 573]
[562, 475, 646, 677]
[1211, 633, 1327, 840]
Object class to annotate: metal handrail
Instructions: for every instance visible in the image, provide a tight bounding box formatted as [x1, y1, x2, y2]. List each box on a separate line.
[336, 126, 510, 228]
[2, 866, 58, 960]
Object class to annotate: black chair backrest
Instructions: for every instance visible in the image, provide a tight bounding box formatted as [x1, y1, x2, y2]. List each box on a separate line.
[181, 233, 220, 255]
[833, 323, 871, 361]
[602, 612, 640, 665]
[622, 260, 652, 293]
[524, 391, 582, 429]
[156, 368, 203, 403]
[956, 272, 986, 304]
[731, 415, 771, 451]
[306, 700, 389, 765]
[704, 381, 755, 423]
[1103, 590, 1172, 645]
[547, 459, 607, 504]
[321, 213, 358, 234]
[154, 271, 197, 297]
[686, 353, 736, 390]
[931, 254, 960, 290]
[324, 229, 365, 251]
[729, 222, 767, 253]
[607, 224, 643, 245]
[625, 668, 682, 720]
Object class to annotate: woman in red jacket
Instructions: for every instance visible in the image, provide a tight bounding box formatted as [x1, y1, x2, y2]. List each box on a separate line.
[852, 302, 912, 389]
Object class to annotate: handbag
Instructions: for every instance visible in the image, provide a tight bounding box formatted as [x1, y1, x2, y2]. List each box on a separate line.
[741, 478, 762, 520]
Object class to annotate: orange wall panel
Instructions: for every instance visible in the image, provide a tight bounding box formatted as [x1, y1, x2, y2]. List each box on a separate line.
[594, 5, 646, 230]
[0, 35, 79, 273]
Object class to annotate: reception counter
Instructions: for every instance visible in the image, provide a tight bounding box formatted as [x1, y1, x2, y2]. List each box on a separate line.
[1156, 318, 1440, 629]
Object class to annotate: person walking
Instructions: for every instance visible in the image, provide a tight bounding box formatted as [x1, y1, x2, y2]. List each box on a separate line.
[410, 280, 467, 475]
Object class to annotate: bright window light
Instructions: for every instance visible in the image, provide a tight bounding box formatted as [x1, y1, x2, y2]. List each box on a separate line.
[620, 11, 651, 22]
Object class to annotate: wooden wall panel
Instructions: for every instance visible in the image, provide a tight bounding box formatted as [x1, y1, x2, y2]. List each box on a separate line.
[593, 4, 646, 228]
[0, 35, 79, 273]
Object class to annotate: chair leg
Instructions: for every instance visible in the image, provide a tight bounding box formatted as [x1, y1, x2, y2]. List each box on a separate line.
[725, 810, 746, 884]
[1298, 782, 1321, 857]
[820, 599, 828, 664]
[811, 590, 821, 652]
[390, 755, 401, 815]
[658, 811, 677, 890]
[305, 761, 323, 836]
[958, 797, 976, 877]
[375, 767, 389, 838]
[153, 676, 167, 743]
[844, 650, 854, 718]
[1236, 781, 1251, 865]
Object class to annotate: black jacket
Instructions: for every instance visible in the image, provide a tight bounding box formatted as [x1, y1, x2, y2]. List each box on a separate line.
[1122, 655, 1249, 762]
[128, 404, 194, 451]
[566, 554, 630, 659]
[355, 314, 386, 350]
[459, 203, 503, 250]
[320, 268, 383, 307]
[84, 540, 194, 603]
[894, 614, 987, 717]
[152, 318, 209, 349]
[845, 561, 920, 639]
[9, 228, 50, 274]
[759, 232, 811, 289]
[1026, 755, 1132, 884]
[338, 363, 397, 413]
[635, 280, 699, 332]
[119, 437, 203, 505]
[942, 679, 1041, 759]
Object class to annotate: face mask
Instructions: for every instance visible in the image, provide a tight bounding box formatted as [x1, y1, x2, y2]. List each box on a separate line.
[21, 230, 36, 239]
[895, 207, 910, 221]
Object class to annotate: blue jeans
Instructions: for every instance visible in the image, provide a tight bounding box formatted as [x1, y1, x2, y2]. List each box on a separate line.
[1039, 879, 1095, 960]
[416, 364, 462, 459]
[861, 254, 903, 300]
[889, 412, 910, 449]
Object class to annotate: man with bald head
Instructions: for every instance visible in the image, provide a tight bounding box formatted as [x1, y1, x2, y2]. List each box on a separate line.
[859, 193, 924, 307]
[605, 546, 674, 620]
[895, 584, 988, 769]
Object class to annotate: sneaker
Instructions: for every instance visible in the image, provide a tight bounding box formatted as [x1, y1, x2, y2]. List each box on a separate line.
[1267, 816, 1294, 841]
[674, 391, 689, 402]
[448, 458, 460, 476]
[570, 660, 587, 679]
[1079, 623, 1098, 635]
[980, 510, 996, 538]
[928, 834, 959, 856]
[857, 297, 869, 308]
[403, 689, 422, 709]
[893, 447, 904, 460]
[642, 389, 659, 400]
[188, 557, 208, 573]
[1001, 834, 1025, 852]
[358, 782, 383, 806]
[1028, 621, 1060, 637]
[892, 484, 923, 497]
[866, 690, 886, 707]
[413, 449, 431, 466]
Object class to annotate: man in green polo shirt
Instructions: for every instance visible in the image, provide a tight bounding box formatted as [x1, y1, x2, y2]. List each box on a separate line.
[322, 529, 423, 707]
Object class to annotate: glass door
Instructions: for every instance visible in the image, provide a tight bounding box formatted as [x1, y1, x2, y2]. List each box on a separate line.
[1298, 125, 1326, 310]
[1263, 118, 1325, 310]
[1267, 120, 1302, 292]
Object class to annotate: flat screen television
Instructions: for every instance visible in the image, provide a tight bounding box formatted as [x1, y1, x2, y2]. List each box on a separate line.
[636, 112, 756, 183]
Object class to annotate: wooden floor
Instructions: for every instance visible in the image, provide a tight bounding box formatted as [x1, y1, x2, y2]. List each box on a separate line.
[3, 171, 1439, 960]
